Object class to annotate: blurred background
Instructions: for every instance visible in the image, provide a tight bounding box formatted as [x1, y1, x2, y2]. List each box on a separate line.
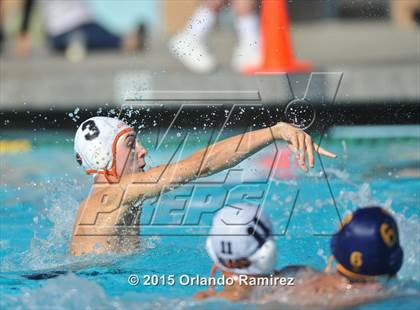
[0, 0, 419, 130]
[1, 2, 419, 309]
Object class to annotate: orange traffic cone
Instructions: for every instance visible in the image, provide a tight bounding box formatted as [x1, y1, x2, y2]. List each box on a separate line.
[251, 0, 312, 73]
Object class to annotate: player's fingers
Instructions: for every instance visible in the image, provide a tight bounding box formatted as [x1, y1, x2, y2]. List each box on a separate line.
[313, 143, 337, 158]
[297, 134, 307, 171]
[305, 135, 315, 168]
[288, 136, 299, 154]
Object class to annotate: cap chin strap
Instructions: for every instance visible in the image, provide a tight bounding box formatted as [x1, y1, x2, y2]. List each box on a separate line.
[324, 256, 377, 281]
[85, 127, 134, 181]
[336, 263, 376, 281]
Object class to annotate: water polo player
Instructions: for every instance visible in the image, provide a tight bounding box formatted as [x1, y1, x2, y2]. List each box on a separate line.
[195, 206, 404, 307]
[194, 203, 278, 301]
[325, 206, 403, 281]
[71, 116, 336, 256]
[281, 206, 404, 308]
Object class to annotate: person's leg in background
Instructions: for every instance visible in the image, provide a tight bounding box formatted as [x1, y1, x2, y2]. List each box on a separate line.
[78, 22, 121, 50]
[169, 0, 225, 74]
[81, 23, 142, 53]
[231, 0, 260, 72]
[50, 22, 143, 54]
[49, 22, 121, 56]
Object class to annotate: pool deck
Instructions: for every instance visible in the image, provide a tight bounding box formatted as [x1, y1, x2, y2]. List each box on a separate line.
[0, 21, 419, 117]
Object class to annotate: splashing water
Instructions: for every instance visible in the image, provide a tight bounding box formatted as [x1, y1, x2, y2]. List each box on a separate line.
[1, 130, 419, 310]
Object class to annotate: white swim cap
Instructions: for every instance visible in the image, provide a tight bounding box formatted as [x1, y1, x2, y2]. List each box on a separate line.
[74, 117, 133, 176]
[206, 204, 277, 275]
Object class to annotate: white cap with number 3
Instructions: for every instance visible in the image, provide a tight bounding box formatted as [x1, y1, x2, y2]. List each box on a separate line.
[74, 116, 133, 176]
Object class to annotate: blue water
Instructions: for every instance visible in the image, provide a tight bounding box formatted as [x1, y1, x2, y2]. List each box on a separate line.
[1, 127, 419, 309]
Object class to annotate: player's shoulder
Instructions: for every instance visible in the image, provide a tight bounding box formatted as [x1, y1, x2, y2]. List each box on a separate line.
[122, 164, 177, 185]
[80, 183, 125, 207]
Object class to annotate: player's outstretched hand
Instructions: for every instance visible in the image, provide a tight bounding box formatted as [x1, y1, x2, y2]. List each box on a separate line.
[272, 122, 336, 172]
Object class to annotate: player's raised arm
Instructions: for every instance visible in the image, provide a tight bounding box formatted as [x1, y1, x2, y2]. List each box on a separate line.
[123, 122, 336, 202]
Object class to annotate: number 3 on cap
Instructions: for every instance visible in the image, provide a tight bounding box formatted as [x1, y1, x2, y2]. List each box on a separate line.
[82, 120, 100, 141]
[380, 223, 396, 247]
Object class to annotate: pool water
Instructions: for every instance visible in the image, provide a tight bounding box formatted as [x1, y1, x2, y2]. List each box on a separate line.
[1, 126, 419, 309]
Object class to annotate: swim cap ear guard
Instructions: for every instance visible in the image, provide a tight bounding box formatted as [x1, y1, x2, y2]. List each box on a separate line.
[249, 238, 277, 275]
[75, 153, 83, 166]
[330, 206, 403, 280]
[74, 117, 134, 180]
